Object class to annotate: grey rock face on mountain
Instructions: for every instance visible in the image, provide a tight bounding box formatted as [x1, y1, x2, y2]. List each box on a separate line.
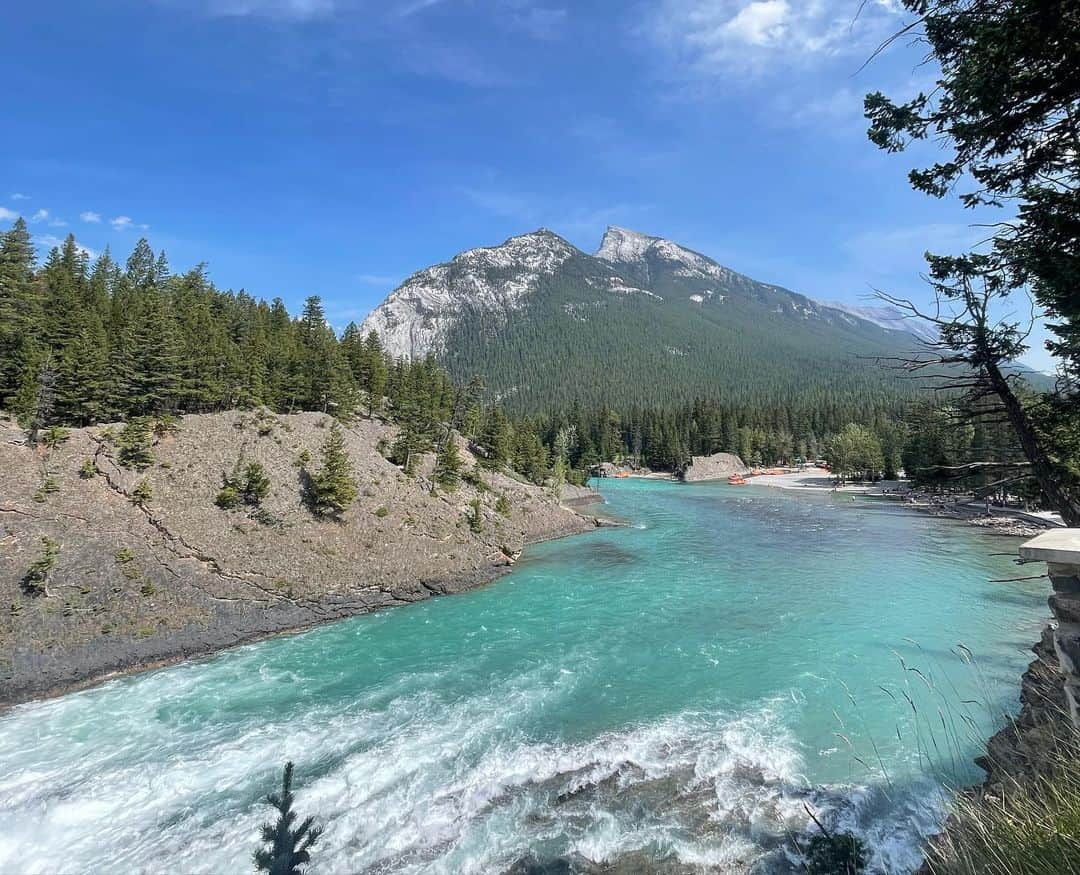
[824, 301, 939, 342]
[0, 411, 594, 705]
[359, 226, 927, 361]
[595, 226, 735, 287]
[360, 229, 578, 359]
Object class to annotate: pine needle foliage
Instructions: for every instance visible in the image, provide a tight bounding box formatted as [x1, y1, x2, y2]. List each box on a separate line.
[253, 762, 322, 875]
[130, 478, 153, 506]
[434, 437, 463, 491]
[117, 418, 154, 470]
[309, 422, 357, 519]
[23, 536, 59, 596]
[216, 461, 271, 510]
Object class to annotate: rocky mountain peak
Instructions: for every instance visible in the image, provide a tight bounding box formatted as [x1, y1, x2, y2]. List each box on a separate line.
[596, 226, 731, 283]
[360, 229, 580, 360]
[596, 226, 660, 264]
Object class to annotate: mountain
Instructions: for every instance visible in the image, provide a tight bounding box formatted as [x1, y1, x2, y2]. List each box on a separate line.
[823, 301, 939, 343]
[361, 227, 928, 413]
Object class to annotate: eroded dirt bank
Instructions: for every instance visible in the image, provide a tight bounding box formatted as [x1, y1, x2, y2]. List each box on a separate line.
[0, 411, 598, 706]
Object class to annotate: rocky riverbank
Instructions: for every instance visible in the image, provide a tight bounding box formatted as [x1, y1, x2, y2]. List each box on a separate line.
[0, 410, 598, 706]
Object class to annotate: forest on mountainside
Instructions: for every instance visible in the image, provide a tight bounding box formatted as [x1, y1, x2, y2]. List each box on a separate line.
[437, 251, 926, 415]
[0, 219, 1036, 494]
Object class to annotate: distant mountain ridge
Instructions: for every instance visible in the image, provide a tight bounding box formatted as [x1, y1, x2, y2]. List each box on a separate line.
[360, 226, 931, 412]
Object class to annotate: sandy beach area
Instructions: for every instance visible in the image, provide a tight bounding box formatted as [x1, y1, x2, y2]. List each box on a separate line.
[750, 466, 898, 494]
[749, 466, 1063, 534]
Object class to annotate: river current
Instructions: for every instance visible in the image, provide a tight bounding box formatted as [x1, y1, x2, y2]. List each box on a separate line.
[0, 480, 1049, 873]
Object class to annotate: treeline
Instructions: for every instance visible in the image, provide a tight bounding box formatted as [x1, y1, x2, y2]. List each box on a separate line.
[0, 221, 565, 487]
[523, 396, 906, 474]
[1, 220, 1028, 495]
[0, 221, 456, 435]
[517, 395, 1028, 491]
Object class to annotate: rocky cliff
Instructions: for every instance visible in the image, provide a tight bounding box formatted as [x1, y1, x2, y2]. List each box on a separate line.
[682, 452, 750, 482]
[0, 411, 597, 705]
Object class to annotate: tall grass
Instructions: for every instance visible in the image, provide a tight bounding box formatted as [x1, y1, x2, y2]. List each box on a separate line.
[817, 636, 1080, 873]
[927, 730, 1080, 874]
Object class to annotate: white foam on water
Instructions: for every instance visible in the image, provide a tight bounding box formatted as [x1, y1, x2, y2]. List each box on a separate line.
[0, 658, 949, 874]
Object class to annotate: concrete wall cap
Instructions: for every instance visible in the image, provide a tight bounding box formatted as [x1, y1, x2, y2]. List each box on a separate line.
[1020, 529, 1080, 565]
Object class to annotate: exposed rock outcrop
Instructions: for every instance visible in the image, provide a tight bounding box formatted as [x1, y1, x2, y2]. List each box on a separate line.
[681, 452, 750, 482]
[0, 411, 594, 705]
[980, 625, 1069, 789]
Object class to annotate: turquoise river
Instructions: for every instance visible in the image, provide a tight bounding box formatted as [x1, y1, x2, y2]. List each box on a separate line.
[0, 479, 1050, 873]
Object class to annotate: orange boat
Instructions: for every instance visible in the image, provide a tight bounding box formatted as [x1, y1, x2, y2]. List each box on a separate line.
[728, 474, 748, 485]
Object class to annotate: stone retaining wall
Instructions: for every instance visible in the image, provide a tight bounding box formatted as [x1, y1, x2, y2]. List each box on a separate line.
[1021, 530, 1080, 726]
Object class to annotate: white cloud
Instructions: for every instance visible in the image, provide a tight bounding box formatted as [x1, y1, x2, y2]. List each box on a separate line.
[648, 0, 904, 78]
[843, 222, 991, 275]
[397, 0, 444, 15]
[80, 211, 102, 223]
[11, 193, 29, 201]
[723, 0, 789, 46]
[0, 207, 17, 221]
[30, 208, 49, 223]
[38, 234, 98, 260]
[193, 0, 334, 19]
[357, 273, 400, 286]
[460, 184, 648, 244]
[49, 218, 67, 227]
[504, 3, 567, 39]
[173, 0, 528, 20]
[110, 215, 134, 230]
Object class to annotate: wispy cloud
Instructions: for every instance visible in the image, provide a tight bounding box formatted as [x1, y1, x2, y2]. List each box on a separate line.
[357, 273, 401, 286]
[30, 208, 49, 223]
[10, 193, 29, 201]
[460, 184, 648, 244]
[110, 215, 134, 230]
[187, 0, 335, 20]
[504, 2, 567, 39]
[401, 42, 509, 86]
[324, 300, 381, 331]
[0, 207, 17, 221]
[843, 221, 991, 275]
[397, 0, 444, 16]
[38, 234, 98, 260]
[646, 0, 904, 79]
[80, 211, 102, 223]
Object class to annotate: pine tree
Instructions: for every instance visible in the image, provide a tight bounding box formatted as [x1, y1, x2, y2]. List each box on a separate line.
[125, 238, 157, 292]
[12, 344, 57, 443]
[117, 418, 154, 470]
[361, 330, 387, 416]
[476, 406, 512, 470]
[434, 435, 463, 491]
[136, 294, 184, 413]
[130, 477, 153, 506]
[309, 422, 357, 518]
[253, 762, 322, 875]
[56, 311, 109, 424]
[0, 218, 40, 401]
[23, 536, 59, 597]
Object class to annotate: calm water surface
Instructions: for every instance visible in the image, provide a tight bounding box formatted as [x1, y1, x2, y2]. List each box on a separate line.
[0, 480, 1049, 873]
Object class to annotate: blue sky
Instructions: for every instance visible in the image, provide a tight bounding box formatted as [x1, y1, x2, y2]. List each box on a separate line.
[0, 0, 1055, 370]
